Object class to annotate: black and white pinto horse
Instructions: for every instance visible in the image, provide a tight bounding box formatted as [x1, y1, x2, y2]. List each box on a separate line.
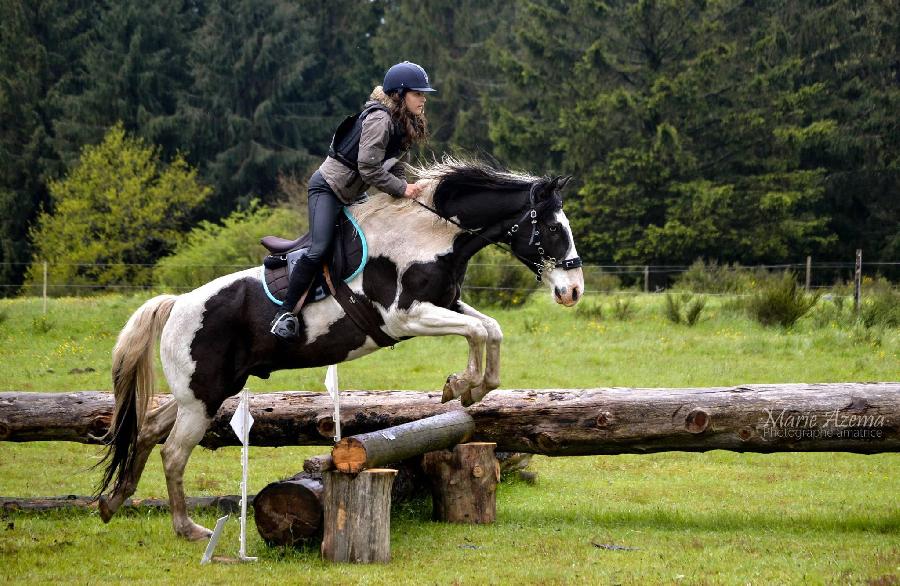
[97, 158, 584, 540]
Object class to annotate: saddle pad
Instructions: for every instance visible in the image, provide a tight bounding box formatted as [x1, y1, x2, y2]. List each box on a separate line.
[261, 207, 368, 306]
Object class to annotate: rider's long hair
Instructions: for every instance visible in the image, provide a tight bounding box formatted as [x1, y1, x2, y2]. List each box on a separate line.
[384, 89, 429, 149]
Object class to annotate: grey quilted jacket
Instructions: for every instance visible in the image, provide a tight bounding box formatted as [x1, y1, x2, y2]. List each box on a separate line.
[318, 88, 408, 203]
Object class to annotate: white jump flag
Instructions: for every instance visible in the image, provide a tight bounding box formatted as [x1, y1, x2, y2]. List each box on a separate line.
[228, 387, 257, 562]
[325, 365, 341, 442]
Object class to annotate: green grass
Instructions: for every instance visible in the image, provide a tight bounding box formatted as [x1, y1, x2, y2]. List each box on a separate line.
[1, 292, 898, 584]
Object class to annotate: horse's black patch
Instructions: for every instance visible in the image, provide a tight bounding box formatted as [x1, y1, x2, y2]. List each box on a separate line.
[398, 259, 459, 310]
[362, 256, 399, 308]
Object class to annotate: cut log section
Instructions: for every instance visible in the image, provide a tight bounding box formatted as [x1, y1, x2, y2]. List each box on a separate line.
[321, 469, 396, 563]
[422, 442, 500, 523]
[331, 411, 475, 473]
[253, 472, 323, 546]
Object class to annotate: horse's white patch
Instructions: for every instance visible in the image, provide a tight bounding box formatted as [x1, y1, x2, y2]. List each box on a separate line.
[161, 268, 257, 403]
[351, 192, 460, 274]
[300, 297, 345, 345]
[544, 210, 584, 305]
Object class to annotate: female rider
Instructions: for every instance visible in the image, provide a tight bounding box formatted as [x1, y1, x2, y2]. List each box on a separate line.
[270, 61, 436, 339]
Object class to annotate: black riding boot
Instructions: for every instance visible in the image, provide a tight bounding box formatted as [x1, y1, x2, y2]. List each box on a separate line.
[270, 256, 320, 339]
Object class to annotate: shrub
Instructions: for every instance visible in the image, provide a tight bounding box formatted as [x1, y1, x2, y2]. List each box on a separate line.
[664, 292, 707, 326]
[154, 202, 305, 290]
[575, 299, 604, 320]
[31, 315, 52, 334]
[675, 259, 778, 294]
[462, 247, 538, 308]
[582, 267, 623, 293]
[25, 124, 211, 294]
[611, 296, 636, 321]
[745, 272, 820, 328]
[860, 287, 900, 329]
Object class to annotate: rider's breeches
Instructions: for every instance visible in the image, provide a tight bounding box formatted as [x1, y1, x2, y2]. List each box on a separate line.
[305, 171, 344, 263]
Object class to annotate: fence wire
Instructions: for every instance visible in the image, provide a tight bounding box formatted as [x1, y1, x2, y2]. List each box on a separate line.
[1, 258, 896, 297]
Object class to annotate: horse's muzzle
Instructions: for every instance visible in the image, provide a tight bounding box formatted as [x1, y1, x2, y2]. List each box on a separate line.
[553, 284, 581, 307]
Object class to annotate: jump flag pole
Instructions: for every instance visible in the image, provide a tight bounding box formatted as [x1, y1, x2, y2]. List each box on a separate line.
[200, 388, 257, 564]
[325, 365, 341, 442]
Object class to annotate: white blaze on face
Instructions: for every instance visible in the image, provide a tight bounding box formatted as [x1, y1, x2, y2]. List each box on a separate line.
[545, 210, 584, 307]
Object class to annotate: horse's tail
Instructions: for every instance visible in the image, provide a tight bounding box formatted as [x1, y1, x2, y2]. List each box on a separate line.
[95, 294, 178, 497]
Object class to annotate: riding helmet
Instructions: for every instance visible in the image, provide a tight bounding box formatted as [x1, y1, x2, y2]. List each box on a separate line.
[383, 61, 437, 94]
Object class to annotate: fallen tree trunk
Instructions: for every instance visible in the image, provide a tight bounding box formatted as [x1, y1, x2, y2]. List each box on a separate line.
[1, 495, 244, 514]
[1, 383, 898, 454]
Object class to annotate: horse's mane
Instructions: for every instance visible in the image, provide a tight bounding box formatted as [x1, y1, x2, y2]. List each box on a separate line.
[351, 156, 564, 228]
[413, 156, 563, 220]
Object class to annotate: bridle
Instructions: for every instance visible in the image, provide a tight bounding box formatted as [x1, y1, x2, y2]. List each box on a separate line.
[412, 182, 583, 282]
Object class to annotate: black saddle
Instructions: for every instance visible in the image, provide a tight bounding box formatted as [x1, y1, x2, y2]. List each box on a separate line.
[260, 207, 367, 306]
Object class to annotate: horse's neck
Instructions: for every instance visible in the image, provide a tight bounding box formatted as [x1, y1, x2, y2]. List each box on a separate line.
[435, 188, 531, 268]
[353, 194, 462, 264]
[352, 188, 528, 271]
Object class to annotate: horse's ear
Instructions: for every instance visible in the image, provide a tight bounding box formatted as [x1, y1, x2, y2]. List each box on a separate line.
[557, 175, 572, 192]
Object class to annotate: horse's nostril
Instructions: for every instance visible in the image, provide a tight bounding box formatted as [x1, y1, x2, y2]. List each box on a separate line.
[572, 287, 580, 302]
[554, 286, 564, 298]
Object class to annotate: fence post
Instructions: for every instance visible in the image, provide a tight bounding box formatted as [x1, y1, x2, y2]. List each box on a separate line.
[42, 261, 48, 315]
[854, 249, 862, 315]
[805, 256, 812, 292]
[643, 266, 649, 293]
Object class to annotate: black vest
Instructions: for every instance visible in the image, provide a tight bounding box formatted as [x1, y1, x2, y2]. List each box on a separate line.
[328, 103, 405, 170]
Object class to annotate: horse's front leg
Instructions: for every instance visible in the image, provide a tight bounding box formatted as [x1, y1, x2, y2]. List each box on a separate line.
[393, 303, 487, 404]
[453, 301, 503, 405]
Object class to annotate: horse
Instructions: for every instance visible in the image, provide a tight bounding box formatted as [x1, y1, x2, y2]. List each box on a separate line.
[96, 157, 585, 540]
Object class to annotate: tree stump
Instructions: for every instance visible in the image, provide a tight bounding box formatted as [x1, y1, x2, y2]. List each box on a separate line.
[422, 442, 500, 524]
[253, 472, 323, 546]
[321, 469, 397, 563]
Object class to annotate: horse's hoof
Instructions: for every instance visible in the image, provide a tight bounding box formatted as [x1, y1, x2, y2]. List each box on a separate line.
[177, 523, 213, 542]
[460, 390, 475, 407]
[98, 495, 114, 523]
[442, 374, 468, 402]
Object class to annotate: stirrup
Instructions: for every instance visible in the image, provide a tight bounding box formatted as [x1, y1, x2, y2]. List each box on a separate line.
[270, 312, 299, 339]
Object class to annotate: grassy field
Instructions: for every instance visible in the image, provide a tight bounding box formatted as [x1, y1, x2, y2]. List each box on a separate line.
[0, 292, 898, 584]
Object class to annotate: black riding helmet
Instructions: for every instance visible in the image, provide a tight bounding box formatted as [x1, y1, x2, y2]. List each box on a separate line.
[383, 61, 437, 94]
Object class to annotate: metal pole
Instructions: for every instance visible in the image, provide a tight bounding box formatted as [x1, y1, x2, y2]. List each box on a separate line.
[854, 249, 862, 315]
[805, 256, 812, 292]
[42, 261, 48, 314]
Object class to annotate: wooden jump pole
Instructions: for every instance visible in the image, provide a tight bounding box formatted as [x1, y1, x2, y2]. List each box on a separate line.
[2, 384, 898, 454]
[331, 410, 474, 473]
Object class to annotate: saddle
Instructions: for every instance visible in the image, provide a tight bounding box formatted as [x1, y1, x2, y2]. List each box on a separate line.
[260, 207, 397, 347]
[260, 207, 367, 305]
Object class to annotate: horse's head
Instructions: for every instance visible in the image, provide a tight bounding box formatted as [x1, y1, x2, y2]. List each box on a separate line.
[507, 176, 584, 307]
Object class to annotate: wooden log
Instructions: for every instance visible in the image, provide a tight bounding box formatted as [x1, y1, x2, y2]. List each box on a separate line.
[422, 442, 500, 523]
[1, 494, 244, 514]
[253, 472, 323, 547]
[303, 454, 334, 474]
[253, 458, 429, 548]
[2, 383, 898, 454]
[331, 411, 475, 473]
[321, 469, 396, 563]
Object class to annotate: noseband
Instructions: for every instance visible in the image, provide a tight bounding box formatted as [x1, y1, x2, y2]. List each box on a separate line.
[505, 186, 583, 281]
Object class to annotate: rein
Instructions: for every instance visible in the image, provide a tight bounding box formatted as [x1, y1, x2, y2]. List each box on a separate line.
[411, 184, 582, 282]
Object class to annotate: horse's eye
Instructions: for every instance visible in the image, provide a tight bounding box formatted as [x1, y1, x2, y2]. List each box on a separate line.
[549, 225, 558, 232]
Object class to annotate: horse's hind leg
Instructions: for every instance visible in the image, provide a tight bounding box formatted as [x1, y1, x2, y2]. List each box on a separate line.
[160, 399, 213, 541]
[99, 399, 178, 522]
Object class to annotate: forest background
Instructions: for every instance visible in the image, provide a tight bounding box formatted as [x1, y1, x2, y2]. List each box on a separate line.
[1, 0, 897, 295]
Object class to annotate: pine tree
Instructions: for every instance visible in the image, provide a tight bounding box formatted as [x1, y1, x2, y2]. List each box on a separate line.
[0, 0, 96, 294]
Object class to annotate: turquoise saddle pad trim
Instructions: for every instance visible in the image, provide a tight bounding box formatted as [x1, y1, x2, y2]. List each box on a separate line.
[260, 206, 368, 307]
